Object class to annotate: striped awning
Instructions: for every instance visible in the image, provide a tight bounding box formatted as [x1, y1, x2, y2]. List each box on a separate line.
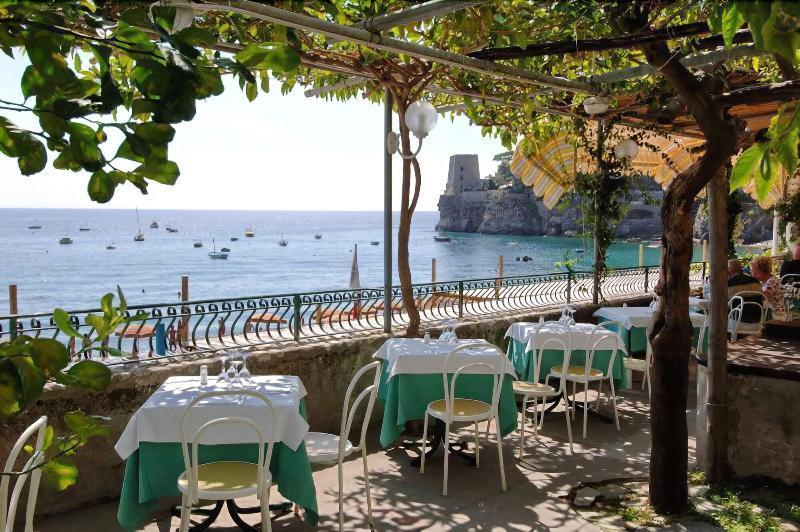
[511, 130, 705, 208]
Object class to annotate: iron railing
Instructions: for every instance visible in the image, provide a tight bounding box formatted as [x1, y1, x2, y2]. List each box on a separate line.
[0, 263, 705, 366]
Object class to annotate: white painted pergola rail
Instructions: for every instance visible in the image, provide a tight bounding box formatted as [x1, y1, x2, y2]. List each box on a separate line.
[358, 0, 485, 33]
[156, 0, 598, 94]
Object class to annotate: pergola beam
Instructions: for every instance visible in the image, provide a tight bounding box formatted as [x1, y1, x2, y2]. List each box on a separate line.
[469, 21, 711, 60]
[174, 0, 598, 94]
[361, 1, 484, 33]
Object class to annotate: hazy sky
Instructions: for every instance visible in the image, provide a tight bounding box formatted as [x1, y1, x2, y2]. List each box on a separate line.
[0, 55, 506, 211]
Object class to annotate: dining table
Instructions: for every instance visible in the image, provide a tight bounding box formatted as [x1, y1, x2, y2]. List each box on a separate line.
[505, 321, 630, 389]
[115, 375, 318, 531]
[593, 305, 708, 355]
[374, 338, 518, 465]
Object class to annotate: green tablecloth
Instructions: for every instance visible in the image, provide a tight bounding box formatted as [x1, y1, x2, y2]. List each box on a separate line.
[117, 403, 318, 530]
[602, 322, 708, 355]
[506, 339, 629, 389]
[377, 362, 518, 448]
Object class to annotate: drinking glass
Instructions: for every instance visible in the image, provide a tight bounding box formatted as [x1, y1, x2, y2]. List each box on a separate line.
[228, 354, 242, 387]
[217, 355, 229, 387]
[238, 354, 252, 385]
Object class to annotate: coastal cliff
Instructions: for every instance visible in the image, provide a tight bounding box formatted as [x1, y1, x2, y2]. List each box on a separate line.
[436, 154, 663, 239]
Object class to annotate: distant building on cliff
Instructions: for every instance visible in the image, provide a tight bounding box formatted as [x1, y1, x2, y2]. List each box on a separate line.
[436, 153, 666, 239]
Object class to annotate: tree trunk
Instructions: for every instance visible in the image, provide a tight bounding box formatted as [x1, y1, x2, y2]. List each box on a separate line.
[615, 3, 739, 513]
[396, 99, 421, 337]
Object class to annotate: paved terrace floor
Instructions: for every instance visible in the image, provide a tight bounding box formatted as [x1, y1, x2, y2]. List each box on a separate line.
[39, 384, 697, 531]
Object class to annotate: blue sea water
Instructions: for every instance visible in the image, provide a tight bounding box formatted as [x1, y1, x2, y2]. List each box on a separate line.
[0, 208, 685, 314]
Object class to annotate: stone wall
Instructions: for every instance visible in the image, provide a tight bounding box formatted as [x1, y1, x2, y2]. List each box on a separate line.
[696, 365, 800, 484]
[2, 296, 653, 519]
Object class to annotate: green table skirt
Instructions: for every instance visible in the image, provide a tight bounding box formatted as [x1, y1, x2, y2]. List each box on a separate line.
[602, 323, 708, 355]
[117, 407, 318, 530]
[377, 364, 518, 448]
[507, 339, 629, 389]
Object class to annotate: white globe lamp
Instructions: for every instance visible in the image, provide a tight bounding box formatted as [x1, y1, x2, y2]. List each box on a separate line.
[614, 138, 640, 160]
[404, 101, 438, 140]
[583, 96, 609, 115]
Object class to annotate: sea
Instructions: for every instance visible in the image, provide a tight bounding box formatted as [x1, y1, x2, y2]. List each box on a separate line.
[0, 209, 694, 315]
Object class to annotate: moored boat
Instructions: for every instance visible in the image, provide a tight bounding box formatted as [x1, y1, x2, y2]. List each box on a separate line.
[79, 220, 90, 232]
[150, 221, 159, 229]
[278, 234, 288, 246]
[245, 226, 255, 238]
[208, 239, 228, 259]
[193, 241, 203, 248]
[59, 236, 73, 245]
[433, 235, 452, 242]
[314, 234, 322, 239]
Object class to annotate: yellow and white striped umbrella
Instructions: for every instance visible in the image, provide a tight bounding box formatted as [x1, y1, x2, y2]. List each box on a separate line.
[510, 136, 591, 209]
[511, 131, 705, 207]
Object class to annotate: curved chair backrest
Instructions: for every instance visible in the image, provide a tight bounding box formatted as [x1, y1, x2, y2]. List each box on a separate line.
[588, 322, 621, 377]
[781, 274, 800, 285]
[694, 306, 708, 355]
[339, 360, 382, 459]
[527, 321, 572, 384]
[728, 293, 766, 325]
[1, 416, 47, 532]
[180, 391, 276, 505]
[533, 336, 570, 394]
[442, 343, 505, 414]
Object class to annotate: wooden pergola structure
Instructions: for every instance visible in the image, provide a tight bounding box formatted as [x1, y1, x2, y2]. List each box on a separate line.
[149, 0, 799, 503]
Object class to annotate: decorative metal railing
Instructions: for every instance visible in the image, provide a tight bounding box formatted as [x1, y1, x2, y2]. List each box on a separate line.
[0, 263, 705, 366]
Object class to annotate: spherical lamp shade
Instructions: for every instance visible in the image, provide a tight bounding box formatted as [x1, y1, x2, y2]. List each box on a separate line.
[171, 7, 195, 34]
[582, 96, 609, 115]
[405, 101, 438, 139]
[614, 138, 639, 160]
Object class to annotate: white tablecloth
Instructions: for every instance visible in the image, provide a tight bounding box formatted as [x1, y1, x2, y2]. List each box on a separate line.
[115, 375, 309, 460]
[373, 338, 516, 379]
[593, 306, 706, 330]
[506, 322, 626, 352]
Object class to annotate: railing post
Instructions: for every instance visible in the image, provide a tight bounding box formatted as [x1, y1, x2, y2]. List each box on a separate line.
[644, 266, 650, 294]
[9, 284, 18, 340]
[458, 281, 464, 318]
[293, 295, 301, 342]
[566, 272, 572, 305]
[495, 255, 503, 299]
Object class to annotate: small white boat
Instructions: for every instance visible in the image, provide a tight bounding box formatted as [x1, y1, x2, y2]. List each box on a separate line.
[149, 221, 159, 229]
[245, 227, 255, 238]
[134, 208, 144, 241]
[79, 220, 90, 232]
[433, 235, 452, 242]
[278, 235, 288, 247]
[59, 236, 73, 245]
[28, 220, 42, 230]
[106, 243, 116, 250]
[314, 234, 322, 240]
[166, 225, 178, 233]
[208, 240, 228, 259]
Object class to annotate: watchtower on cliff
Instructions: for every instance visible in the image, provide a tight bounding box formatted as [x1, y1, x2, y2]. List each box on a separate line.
[444, 154, 481, 195]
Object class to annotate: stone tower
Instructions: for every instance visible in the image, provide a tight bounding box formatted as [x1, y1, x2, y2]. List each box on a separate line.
[444, 154, 481, 195]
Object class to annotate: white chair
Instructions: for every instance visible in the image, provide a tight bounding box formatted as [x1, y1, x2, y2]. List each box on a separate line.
[550, 322, 621, 438]
[623, 318, 652, 399]
[512, 322, 573, 457]
[728, 292, 766, 341]
[304, 360, 381, 532]
[691, 307, 708, 357]
[420, 343, 507, 496]
[178, 391, 277, 532]
[1, 416, 47, 532]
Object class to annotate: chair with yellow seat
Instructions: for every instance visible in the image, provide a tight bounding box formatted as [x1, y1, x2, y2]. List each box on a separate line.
[177, 390, 277, 532]
[420, 343, 507, 496]
[549, 322, 621, 439]
[512, 321, 573, 457]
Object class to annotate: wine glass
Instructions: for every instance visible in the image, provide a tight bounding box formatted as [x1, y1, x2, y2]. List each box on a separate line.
[238, 353, 252, 385]
[217, 355, 229, 387]
[228, 354, 242, 387]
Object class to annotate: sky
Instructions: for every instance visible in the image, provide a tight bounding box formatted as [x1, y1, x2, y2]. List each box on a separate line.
[0, 55, 506, 212]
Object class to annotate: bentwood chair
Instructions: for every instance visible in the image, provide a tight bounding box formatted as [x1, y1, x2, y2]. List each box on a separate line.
[728, 292, 766, 341]
[512, 322, 574, 457]
[304, 360, 381, 532]
[177, 391, 277, 532]
[1, 416, 47, 532]
[420, 343, 507, 496]
[550, 322, 621, 438]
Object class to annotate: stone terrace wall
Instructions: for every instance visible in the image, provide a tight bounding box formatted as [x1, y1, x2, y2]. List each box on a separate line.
[2, 296, 652, 519]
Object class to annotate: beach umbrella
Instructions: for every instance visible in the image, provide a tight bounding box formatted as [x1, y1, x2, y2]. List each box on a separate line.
[350, 244, 362, 318]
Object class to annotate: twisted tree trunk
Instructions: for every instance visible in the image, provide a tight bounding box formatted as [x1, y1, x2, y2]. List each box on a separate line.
[395, 98, 422, 336]
[639, 39, 738, 514]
